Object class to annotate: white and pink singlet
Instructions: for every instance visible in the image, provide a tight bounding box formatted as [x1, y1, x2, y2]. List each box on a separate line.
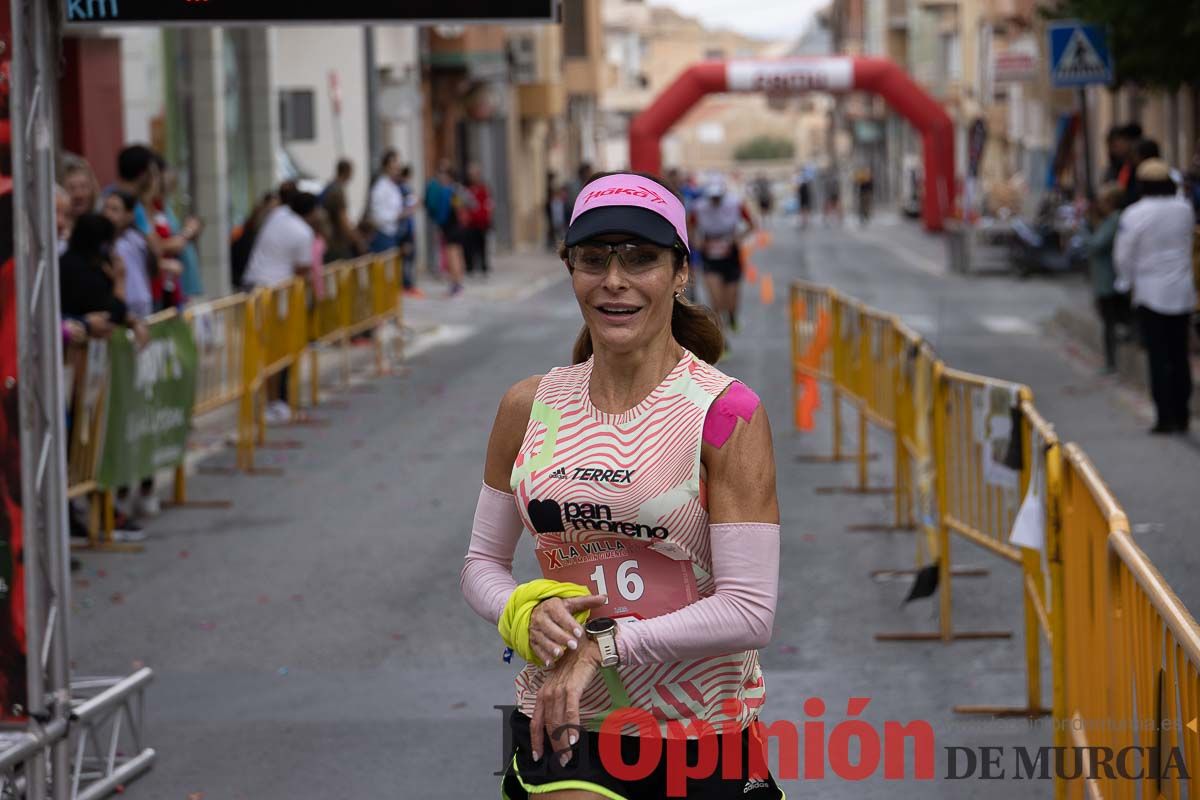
[505, 348, 771, 733]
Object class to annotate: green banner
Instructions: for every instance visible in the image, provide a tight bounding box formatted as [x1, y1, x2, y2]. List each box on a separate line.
[97, 318, 198, 490]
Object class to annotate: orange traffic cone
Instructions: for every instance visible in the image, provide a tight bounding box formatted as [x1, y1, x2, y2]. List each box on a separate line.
[745, 262, 759, 283]
[760, 273, 775, 305]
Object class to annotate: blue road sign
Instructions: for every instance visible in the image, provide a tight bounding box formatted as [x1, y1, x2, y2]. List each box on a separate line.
[1048, 21, 1113, 88]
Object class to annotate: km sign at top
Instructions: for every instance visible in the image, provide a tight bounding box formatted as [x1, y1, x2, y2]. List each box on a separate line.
[1047, 21, 1114, 88]
[66, 0, 556, 25]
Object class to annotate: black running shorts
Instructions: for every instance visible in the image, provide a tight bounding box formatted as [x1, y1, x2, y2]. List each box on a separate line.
[500, 709, 785, 800]
[702, 247, 743, 285]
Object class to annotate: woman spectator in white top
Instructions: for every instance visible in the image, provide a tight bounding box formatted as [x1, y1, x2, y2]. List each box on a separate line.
[367, 149, 405, 254]
[243, 188, 320, 423]
[1114, 158, 1197, 434]
[243, 188, 318, 290]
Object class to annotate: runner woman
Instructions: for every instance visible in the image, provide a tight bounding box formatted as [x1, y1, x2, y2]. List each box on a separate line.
[690, 181, 756, 339]
[462, 171, 783, 799]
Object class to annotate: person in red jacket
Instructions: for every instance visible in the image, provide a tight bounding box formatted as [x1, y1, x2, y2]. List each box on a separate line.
[463, 162, 494, 276]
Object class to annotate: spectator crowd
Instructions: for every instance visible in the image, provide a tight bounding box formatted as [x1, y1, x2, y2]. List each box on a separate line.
[1085, 123, 1199, 435]
[56, 143, 497, 544]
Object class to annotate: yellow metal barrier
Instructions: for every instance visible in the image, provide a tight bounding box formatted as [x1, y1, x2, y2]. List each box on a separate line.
[186, 293, 250, 417]
[790, 279, 1200, 797]
[1059, 444, 1199, 800]
[65, 341, 108, 503]
[248, 279, 307, 447]
[893, 328, 936, 539]
[178, 293, 251, 495]
[65, 254, 406, 543]
[939, 366, 1026, 567]
[307, 251, 404, 405]
[64, 341, 110, 545]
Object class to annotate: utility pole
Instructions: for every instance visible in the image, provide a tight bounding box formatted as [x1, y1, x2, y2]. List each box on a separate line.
[364, 25, 382, 171]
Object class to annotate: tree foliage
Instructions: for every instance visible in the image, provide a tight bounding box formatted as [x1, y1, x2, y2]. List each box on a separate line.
[1054, 0, 1200, 88]
[733, 136, 794, 162]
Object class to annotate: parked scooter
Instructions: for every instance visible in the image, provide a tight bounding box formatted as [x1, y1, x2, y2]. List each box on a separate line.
[1008, 196, 1088, 278]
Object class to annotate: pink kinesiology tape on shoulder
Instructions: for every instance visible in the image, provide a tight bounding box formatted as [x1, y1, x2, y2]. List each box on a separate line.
[460, 483, 524, 625]
[615, 522, 780, 667]
[702, 382, 761, 449]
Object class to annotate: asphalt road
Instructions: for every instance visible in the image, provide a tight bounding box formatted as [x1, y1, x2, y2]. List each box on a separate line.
[69, 217, 1197, 798]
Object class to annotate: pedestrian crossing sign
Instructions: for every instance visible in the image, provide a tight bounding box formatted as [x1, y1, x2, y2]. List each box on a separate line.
[1048, 21, 1113, 87]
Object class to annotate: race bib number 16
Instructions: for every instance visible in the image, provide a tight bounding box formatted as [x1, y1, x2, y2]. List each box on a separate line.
[536, 537, 698, 620]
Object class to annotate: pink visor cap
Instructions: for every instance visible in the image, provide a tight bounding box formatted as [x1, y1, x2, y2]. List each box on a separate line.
[565, 174, 690, 254]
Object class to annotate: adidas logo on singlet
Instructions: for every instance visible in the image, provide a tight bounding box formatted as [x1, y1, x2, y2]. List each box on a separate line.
[545, 467, 636, 483]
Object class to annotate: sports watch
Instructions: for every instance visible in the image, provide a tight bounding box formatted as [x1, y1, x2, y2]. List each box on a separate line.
[585, 617, 620, 668]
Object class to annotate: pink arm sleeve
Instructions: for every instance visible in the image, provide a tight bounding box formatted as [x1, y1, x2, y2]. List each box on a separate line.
[615, 522, 779, 666]
[460, 483, 525, 625]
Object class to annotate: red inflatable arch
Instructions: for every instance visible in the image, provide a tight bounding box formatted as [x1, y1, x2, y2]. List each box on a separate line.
[629, 57, 956, 232]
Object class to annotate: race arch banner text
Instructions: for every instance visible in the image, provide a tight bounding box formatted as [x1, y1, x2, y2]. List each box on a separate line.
[97, 318, 198, 490]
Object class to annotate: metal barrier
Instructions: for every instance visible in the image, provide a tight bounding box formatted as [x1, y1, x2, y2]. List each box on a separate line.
[64, 253, 406, 541]
[789, 279, 1200, 798]
[1059, 444, 1199, 799]
[250, 278, 307, 446]
[307, 252, 404, 406]
[65, 341, 108, 507]
[893, 328, 936, 541]
[180, 293, 251, 491]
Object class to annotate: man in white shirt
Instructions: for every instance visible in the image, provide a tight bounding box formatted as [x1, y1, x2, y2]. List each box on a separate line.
[1114, 158, 1196, 434]
[244, 191, 317, 289]
[243, 190, 318, 423]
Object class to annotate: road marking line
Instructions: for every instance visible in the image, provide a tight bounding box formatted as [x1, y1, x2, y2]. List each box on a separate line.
[404, 323, 478, 358]
[845, 225, 944, 276]
[980, 315, 1038, 335]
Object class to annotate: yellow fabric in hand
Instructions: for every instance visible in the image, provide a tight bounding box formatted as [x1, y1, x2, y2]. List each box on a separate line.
[498, 579, 592, 664]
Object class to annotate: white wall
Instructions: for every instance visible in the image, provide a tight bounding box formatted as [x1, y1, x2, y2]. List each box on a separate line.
[114, 28, 164, 145]
[374, 25, 425, 184]
[271, 27, 370, 219]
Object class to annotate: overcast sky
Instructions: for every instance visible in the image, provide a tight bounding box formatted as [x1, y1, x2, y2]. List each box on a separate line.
[645, 0, 829, 42]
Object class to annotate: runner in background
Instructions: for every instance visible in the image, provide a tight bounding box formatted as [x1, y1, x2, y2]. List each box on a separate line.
[854, 165, 874, 226]
[690, 180, 756, 350]
[823, 167, 843, 226]
[462, 170, 782, 799]
[463, 162, 494, 278]
[667, 168, 703, 303]
[752, 173, 773, 219]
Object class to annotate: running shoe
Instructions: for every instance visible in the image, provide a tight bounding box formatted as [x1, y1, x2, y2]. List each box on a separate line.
[112, 513, 147, 543]
[135, 492, 161, 518]
[265, 401, 293, 425]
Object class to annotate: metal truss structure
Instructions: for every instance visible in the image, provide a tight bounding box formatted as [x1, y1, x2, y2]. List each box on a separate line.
[0, 1, 153, 797]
